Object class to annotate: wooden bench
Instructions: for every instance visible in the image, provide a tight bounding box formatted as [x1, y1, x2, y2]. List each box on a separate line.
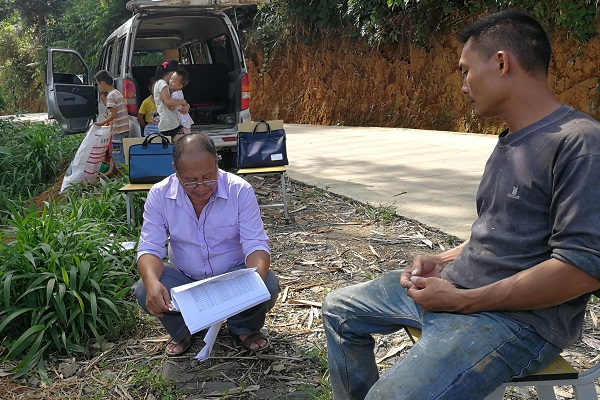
[236, 166, 290, 222]
[403, 290, 600, 399]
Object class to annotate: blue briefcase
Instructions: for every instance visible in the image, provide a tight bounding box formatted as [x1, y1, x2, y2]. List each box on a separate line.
[129, 134, 174, 184]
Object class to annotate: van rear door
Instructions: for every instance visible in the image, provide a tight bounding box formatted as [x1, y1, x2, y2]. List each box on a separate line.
[127, 0, 268, 13]
[45, 48, 96, 134]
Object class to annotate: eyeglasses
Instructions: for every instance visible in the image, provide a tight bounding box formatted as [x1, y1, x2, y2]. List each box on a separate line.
[176, 173, 218, 189]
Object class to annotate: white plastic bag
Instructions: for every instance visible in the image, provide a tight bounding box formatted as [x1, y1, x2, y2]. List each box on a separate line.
[60, 125, 111, 193]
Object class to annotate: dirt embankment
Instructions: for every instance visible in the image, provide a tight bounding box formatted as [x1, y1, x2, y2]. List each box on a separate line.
[247, 32, 600, 134]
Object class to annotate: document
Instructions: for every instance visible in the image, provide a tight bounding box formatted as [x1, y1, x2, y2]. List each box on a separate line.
[169, 268, 270, 335]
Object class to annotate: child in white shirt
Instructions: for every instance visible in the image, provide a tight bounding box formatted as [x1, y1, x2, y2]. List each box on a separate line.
[169, 69, 193, 137]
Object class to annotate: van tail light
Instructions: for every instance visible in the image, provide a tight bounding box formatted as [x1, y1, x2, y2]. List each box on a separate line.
[123, 78, 138, 115]
[241, 73, 250, 110]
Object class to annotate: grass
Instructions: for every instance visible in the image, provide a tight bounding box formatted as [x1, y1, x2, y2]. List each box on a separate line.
[0, 119, 80, 211]
[127, 363, 181, 400]
[84, 361, 182, 400]
[360, 202, 398, 223]
[300, 345, 332, 400]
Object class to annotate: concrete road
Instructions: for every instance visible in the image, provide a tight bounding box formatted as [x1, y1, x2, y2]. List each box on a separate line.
[284, 124, 499, 241]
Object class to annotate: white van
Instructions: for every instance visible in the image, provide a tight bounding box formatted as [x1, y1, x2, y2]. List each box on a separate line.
[45, 0, 266, 166]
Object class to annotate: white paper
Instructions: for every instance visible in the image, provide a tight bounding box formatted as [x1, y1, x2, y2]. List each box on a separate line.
[271, 153, 283, 161]
[170, 268, 270, 334]
[195, 321, 224, 361]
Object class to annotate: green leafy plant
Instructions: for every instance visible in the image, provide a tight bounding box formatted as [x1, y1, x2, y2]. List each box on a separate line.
[360, 202, 398, 223]
[0, 120, 80, 213]
[0, 195, 138, 378]
[300, 345, 332, 400]
[557, 1, 597, 42]
[127, 363, 181, 399]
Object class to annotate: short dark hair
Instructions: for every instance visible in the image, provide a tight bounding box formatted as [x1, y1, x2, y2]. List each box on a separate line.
[174, 69, 190, 87]
[458, 10, 551, 76]
[94, 70, 114, 86]
[173, 134, 217, 167]
[147, 76, 158, 89]
[155, 60, 180, 79]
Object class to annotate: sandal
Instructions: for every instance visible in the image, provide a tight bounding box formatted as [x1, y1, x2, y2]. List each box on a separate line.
[165, 332, 193, 357]
[232, 331, 271, 352]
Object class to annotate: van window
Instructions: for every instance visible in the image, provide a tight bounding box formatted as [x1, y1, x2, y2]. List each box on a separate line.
[208, 35, 232, 70]
[180, 46, 191, 65]
[189, 42, 207, 64]
[98, 45, 108, 72]
[52, 52, 89, 85]
[115, 37, 126, 75]
[103, 41, 115, 72]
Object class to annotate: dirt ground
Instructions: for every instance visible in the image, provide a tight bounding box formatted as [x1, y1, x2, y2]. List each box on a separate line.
[1, 175, 599, 399]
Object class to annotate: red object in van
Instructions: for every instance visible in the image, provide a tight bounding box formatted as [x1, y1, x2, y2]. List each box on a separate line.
[241, 73, 250, 110]
[123, 78, 138, 115]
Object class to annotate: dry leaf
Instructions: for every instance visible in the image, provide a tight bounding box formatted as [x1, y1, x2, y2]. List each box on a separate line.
[281, 286, 290, 303]
[369, 245, 381, 259]
[307, 308, 314, 328]
[416, 232, 433, 248]
[376, 343, 407, 363]
[582, 334, 600, 351]
[589, 309, 598, 328]
[272, 364, 286, 372]
[555, 389, 573, 398]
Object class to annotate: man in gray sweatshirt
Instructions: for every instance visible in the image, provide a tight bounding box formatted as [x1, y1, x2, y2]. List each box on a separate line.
[323, 10, 600, 400]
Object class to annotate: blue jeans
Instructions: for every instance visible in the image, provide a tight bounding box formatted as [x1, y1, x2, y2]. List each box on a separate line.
[322, 271, 561, 400]
[111, 132, 127, 168]
[132, 263, 280, 341]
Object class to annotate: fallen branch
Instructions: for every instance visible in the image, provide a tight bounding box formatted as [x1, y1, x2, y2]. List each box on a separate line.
[287, 299, 322, 308]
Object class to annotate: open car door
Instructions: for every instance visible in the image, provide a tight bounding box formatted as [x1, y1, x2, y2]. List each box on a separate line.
[45, 48, 96, 134]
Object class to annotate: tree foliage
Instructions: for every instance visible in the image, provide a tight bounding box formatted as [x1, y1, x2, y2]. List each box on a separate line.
[0, 0, 129, 114]
[249, 0, 599, 50]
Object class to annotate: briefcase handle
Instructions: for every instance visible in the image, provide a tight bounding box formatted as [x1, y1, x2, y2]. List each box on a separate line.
[252, 120, 272, 135]
[142, 134, 170, 149]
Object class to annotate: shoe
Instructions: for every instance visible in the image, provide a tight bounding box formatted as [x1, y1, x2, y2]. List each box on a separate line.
[165, 332, 193, 357]
[231, 331, 270, 352]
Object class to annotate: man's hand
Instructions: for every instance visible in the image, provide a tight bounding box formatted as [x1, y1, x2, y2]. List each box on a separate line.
[406, 276, 465, 312]
[145, 279, 173, 317]
[400, 255, 445, 289]
[94, 121, 107, 126]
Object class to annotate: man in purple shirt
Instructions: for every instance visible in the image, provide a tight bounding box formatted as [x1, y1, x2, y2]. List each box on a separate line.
[132, 134, 279, 356]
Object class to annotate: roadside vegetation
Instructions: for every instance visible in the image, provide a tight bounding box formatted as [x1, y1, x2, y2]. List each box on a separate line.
[248, 0, 598, 75]
[0, 119, 79, 216]
[0, 120, 146, 380]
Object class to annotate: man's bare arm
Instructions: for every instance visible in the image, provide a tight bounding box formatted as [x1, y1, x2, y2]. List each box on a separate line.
[461, 259, 600, 312]
[138, 253, 171, 317]
[246, 250, 270, 281]
[409, 258, 600, 313]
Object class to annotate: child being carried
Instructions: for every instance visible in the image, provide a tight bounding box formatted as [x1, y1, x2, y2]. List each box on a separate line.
[169, 69, 193, 137]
